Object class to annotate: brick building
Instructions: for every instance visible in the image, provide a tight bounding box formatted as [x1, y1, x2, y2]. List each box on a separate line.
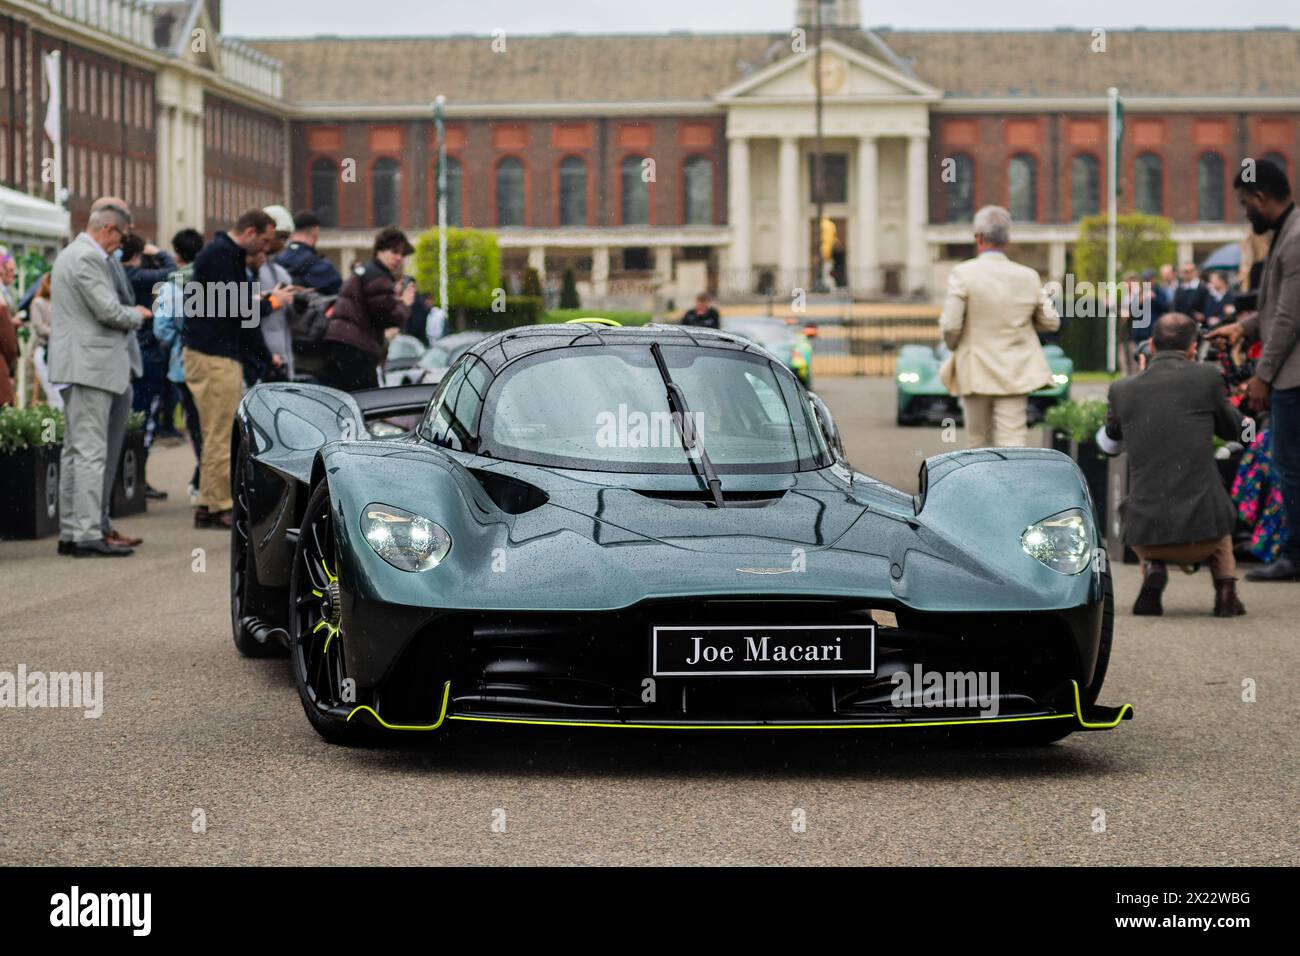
[2, 0, 1298, 304]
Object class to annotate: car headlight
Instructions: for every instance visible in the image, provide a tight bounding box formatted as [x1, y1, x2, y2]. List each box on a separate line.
[897, 372, 920, 384]
[1020, 507, 1092, 574]
[1052, 373, 1070, 386]
[361, 503, 451, 572]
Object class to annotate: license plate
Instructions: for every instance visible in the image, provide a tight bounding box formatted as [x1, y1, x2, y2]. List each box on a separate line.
[651, 625, 875, 677]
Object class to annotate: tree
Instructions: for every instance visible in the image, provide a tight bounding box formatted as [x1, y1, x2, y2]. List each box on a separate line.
[1073, 213, 1176, 285]
[522, 267, 543, 299]
[1064, 213, 1177, 370]
[412, 228, 502, 329]
[559, 267, 580, 309]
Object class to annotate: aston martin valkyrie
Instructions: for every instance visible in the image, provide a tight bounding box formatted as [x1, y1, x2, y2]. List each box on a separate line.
[230, 321, 1129, 745]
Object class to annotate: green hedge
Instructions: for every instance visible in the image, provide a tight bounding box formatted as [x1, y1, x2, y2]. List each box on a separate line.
[458, 296, 544, 332]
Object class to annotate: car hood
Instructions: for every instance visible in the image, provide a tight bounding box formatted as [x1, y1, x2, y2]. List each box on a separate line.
[477, 460, 868, 555]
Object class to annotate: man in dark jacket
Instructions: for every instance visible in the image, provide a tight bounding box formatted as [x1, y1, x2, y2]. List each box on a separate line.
[276, 211, 343, 296]
[1172, 262, 1212, 325]
[182, 209, 286, 527]
[1105, 312, 1247, 617]
[320, 227, 414, 391]
[681, 292, 721, 329]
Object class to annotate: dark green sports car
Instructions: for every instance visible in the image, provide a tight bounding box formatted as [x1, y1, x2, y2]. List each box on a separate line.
[230, 322, 1129, 745]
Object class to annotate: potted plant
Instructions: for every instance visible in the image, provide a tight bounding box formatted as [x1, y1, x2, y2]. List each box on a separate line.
[0, 405, 64, 539]
[109, 410, 148, 518]
[1042, 399, 1111, 527]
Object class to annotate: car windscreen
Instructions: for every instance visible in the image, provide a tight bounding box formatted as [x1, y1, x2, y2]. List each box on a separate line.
[721, 319, 796, 351]
[477, 344, 830, 473]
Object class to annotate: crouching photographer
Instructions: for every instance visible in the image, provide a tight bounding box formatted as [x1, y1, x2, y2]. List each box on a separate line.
[1100, 313, 1249, 617]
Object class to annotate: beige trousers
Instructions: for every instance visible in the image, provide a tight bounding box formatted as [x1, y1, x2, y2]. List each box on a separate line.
[184, 349, 243, 512]
[1132, 535, 1237, 579]
[962, 394, 1029, 448]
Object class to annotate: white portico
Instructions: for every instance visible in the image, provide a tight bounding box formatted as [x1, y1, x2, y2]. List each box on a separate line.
[716, 38, 940, 298]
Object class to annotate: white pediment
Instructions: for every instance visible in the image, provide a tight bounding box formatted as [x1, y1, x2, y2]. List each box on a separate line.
[716, 38, 939, 103]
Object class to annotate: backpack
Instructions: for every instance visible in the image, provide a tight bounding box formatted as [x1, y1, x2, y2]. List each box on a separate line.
[288, 290, 336, 347]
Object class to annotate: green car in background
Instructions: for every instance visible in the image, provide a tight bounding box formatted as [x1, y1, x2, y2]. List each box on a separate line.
[720, 315, 815, 388]
[895, 343, 1072, 426]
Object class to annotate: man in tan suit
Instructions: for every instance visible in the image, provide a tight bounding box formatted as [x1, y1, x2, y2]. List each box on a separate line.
[939, 205, 1061, 447]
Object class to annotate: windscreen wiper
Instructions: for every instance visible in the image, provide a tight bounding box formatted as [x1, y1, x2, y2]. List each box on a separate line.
[650, 342, 725, 508]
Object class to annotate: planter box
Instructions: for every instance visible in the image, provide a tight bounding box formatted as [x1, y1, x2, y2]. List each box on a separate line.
[109, 430, 147, 518]
[0, 442, 62, 539]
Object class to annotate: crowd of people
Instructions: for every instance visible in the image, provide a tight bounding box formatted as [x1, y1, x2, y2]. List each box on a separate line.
[939, 158, 1298, 617]
[1, 198, 415, 556]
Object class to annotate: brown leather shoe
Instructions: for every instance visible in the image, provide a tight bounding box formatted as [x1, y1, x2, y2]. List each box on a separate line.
[194, 507, 212, 528]
[105, 529, 143, 548]
[209, 509, 234, 529]
[1213, 577, 1246, 617]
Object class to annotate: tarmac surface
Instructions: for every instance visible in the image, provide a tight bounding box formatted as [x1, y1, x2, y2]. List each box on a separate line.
[0, 377, 1295, 865]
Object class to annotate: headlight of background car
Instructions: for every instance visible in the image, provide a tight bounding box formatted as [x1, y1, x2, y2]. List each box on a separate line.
[361, 504, 451, 572]
[1020, 507, 1092, 574]
[897, 371, 921, 384]
[1052, 373, 1070, 386]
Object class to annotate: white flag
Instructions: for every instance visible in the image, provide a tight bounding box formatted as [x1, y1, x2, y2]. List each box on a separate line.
[43, 52, 60, 144]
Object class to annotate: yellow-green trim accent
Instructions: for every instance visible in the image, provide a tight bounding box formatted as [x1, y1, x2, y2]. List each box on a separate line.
[446, 681, 1129, 732]
[1072, 681, 1133, 729]
[346, 681, 452, 731]
[564, 317, 622, 327]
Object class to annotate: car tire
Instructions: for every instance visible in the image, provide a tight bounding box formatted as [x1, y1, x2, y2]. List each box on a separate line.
[231, 436, 288, 659]
[288, 480, 383, 747]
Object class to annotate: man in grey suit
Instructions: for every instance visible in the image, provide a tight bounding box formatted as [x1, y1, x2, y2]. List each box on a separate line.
[1209, 158, 1300, 581]
[91, 197, 147, 550]
[48, 203, 151, 557]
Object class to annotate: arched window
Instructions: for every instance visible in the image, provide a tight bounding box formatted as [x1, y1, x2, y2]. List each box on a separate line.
[621, 155, 650, 225]
[558, 156, 587, 227]
[310, 157, 338, 228]
[1135, 152, 1163, 215]
[371, 157, 401, 226]
[1071, 153, 1100, 220]
[683, 156, 713, 225]
[1008, 153, 1037, 222]
[1196, 153, 1225, 221]
[945, 153, 974, 223]
[496, 156, 524, 226]
[433, 156, 462, 226]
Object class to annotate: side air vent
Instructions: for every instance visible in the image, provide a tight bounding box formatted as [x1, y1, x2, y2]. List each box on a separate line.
[634, 489, 786, 509]
[469, 469, 549, 515]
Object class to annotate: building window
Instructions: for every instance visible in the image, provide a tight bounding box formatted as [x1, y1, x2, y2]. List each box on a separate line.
[559, 156, 587, 226]
[372, 157, 401, 226]
[808, 153, 848, 204]
[683, 156, 713, 225]
[1071, 153, 1100, 220]
[496, 156, 525, 226]
[621, 155, 650, 225]
[945, 153, 974, 223]
[1135, 152, 1163, 215]
[1197, 152, 1225, 221]
[310, 157, 338, 228]
[1008, 153, 1037, 222]
[434, 155, 463, 226]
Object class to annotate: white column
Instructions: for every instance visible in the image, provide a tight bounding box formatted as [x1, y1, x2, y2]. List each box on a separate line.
[528, 245, 546, 285]
[155, 104, 172, 237]
[654, 246, 673, 287]
[906, 133, 930, 294]
[727, 135, 751, 294]
[856, 135, 879, 296]
[592, 246, 610, 300]
[1176, 239, 1194, 267]
[1048, 241, 1067, 282]
[778, 136, 800, 292]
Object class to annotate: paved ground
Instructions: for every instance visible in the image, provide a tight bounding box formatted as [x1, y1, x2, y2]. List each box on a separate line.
[1, 378, 1295, 865]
